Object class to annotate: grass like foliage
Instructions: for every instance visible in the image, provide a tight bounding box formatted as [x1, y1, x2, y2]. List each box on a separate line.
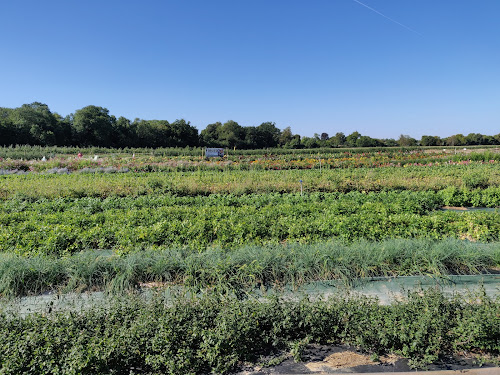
[0, 239, 498, 297]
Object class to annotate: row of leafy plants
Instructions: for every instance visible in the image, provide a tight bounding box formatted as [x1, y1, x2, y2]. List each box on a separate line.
[0, 238, 498, 297]
[1, 150, 499, 173]
[3, 188, 499, 212]
[1, 191, 499, 256]
[1, 144, 498, 159]
[1, 163, 499, 200]
[0, 144, 464, 159]
[1, 290, 498, 374]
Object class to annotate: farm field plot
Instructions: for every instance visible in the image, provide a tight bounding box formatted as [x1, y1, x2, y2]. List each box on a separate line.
[0, 146, 499, 374]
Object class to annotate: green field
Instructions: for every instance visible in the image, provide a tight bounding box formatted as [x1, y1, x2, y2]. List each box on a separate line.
[0, 146, 499, 373]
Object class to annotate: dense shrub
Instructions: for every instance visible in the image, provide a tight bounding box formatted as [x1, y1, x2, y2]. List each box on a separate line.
[0, 291, 498, 374]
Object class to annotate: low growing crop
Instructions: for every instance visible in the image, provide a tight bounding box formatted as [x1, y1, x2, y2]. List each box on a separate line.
[1, 191, 499, 256]
[1, 161, 499, 200]
[0, 290, 498, 374]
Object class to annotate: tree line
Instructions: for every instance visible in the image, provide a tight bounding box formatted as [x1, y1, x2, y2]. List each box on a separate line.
[1, 102, 499, 149]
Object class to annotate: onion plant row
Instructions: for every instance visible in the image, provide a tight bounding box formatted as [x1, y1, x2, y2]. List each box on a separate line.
[1, 290, 498, 374]
[0, 239, 498, 297]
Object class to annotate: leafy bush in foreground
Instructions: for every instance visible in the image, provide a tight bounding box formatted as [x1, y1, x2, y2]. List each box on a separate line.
[0, 290, 498, 374]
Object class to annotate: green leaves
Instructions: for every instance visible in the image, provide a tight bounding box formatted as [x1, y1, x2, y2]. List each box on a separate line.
[1, 291, 498, 374]
[1, 190, 498, 257]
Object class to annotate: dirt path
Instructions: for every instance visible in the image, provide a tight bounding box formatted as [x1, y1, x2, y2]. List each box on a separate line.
[235, 344, 499, 374]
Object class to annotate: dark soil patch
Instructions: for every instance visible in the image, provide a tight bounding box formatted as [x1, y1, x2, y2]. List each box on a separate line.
[234, 344, 499, 374]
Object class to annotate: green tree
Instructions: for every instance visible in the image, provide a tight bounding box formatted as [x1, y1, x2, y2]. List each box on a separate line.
[73, 105, 116, 147]
[244, 126, 259, 149]
[301, 136, 320, 148]
[446, 134, 466, 146]
[134, 119, 170, 148]
[256, 121, 281, 148]
[482, 135, 496, 145]
[284, 135, 302, 149]
[112, 116, 135, 147]
[51, 113, 73, 146]
[465, 133, 484, 145]
[0, 107, 15, 146]
[420, 135, 442, 146]
[398, 134, 417, 147]
[382, 138, 398, 147]
[328, 132, 346, 147]
[356, 135, 381, 147]
[218, 120, 245, 149]
[279, 126, 293, 146]
[9, 102, 60, 145]
[167, 119, 199, 147]
[200, 122, 223, 147]
[346, 131, 361, 147]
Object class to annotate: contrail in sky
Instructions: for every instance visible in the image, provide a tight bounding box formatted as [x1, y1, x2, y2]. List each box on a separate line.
[351, 0, 422, 36]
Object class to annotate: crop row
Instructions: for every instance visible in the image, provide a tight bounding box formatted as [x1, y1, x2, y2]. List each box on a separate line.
[0, 143, 485, 158]
[1, 151, 499, 174]
[1, 163, 499, 200]
[1, 290, 498, 374]
[3, 187, 500, 212]
[1, 239, 498, 297]
[0, 190, 451, 213]
[1, 192, 499, 256]
[2, 144, 499, 159]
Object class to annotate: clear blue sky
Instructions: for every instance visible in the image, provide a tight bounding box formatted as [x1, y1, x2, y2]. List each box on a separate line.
[1, 0, 499, 139]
